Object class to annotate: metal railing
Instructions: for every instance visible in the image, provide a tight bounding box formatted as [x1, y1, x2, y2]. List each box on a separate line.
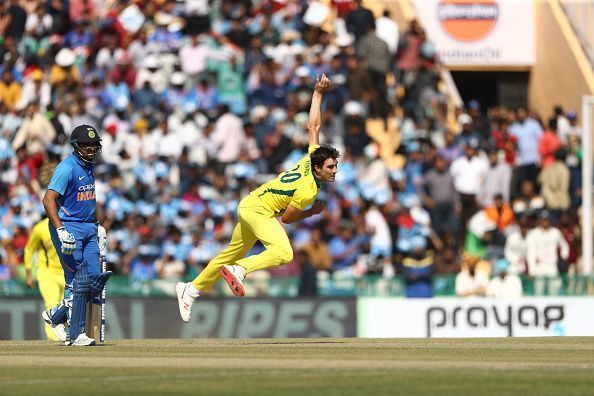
[560, 0, 594, 67]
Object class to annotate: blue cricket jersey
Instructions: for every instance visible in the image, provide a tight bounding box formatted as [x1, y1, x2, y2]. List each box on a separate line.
[47, 154, 96, 222]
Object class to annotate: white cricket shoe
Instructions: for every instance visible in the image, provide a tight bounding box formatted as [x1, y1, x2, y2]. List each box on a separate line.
[221, 265, 246, 297]
[176, 282, 198, 323]
[42, 310, 68, 342]
[67, 332, 96, 346]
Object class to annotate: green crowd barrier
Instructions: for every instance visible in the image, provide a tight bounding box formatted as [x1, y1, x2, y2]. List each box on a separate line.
[1, 274, 593, 298]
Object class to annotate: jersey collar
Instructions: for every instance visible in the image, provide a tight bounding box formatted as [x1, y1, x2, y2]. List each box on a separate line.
[312, 172, 322, 189]
[71, 153, 94, 170]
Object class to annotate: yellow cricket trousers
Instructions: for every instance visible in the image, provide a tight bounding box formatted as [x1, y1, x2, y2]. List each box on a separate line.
[38, 270, 65, 340]
[192, 195, 293, 292]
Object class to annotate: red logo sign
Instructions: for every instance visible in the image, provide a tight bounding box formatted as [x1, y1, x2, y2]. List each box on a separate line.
[438, 0, 499, 42]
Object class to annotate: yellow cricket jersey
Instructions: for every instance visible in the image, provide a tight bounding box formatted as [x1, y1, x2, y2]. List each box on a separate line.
[24, 218, 63, 275]
[250, 145, 322, 215]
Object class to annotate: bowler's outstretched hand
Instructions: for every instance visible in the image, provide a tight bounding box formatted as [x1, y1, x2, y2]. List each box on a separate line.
[314, 73, 331, 94]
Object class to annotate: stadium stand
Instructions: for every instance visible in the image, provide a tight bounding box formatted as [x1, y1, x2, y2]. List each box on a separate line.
[0, 0, 591, 298]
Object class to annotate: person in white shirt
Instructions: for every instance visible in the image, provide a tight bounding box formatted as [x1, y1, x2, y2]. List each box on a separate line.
[16, 70, 51, 111]
[375, 10, 398, 55]
[154, 118, 184, 160]
[96, 36, 125, 70]
[526, 210, 569, 295]
[455, 256, 489, 297]
[449, 139, 489, 233]
[208, 104, 246, 171]
[504, 217, 529, 274]
[486, 258, 523, 298]
[135, 55, 168, 94]
[363, 201, 392, 260]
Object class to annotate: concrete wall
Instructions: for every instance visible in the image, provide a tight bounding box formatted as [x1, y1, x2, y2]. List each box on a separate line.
[363, 0, 414, 28]
[529, 0, 594, 117]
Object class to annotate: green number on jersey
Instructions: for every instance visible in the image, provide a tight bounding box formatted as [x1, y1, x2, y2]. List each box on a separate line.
[280, 165, 301, 183]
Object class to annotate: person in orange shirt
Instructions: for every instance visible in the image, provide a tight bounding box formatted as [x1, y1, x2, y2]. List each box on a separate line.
[539, 118, 563, 169]
[484, 193, 515, 232]
[0, 69, 21, 110]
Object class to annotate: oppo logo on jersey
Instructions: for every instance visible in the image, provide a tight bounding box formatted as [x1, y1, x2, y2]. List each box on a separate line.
[78, 184, 95, 191]
[77, 184, 95, 201]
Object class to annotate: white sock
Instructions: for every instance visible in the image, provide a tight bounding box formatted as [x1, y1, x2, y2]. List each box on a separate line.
[187, 283, 200, 298]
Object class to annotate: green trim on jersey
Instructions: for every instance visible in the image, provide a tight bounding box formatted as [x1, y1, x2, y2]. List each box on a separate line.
[257, 188, 297, 198]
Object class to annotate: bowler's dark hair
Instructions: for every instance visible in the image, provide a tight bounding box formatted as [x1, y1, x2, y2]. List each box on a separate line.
[311, 145, 340, 169]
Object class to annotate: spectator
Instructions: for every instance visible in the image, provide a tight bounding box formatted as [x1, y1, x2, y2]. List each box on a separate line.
[437, 129, 463, 163]
[329, 221, 362, 275]
[491, 118, 517, 166]
[510, 108, 543, 190]
[455, 254, 489, 297]
[16, 70, 51, 111]
[539, 148, 570, 216]
[301, 227, 332, 273]
[3, 0, 27, 41]
[375, 10, 399, 56]
[155, 252, 186, 281]
[363, 200, 392, 264]
[0, 69, 21, 110]
[504, 217, 530, 275]
[396, 19, 424, 80]
[128, 245, 158, 284]
[511, 180, 545, 218]
[481, 194, 514, 261]
[526, 210, 569, 295]
[345, 0, 374, 43]
[434, 246, 460, 274]
[449, 139, 488, 234]
[538, 118, 563, 169]
[467, 100, 490, 141]
[343, 101, 370, 156]
[345, 55, 372, 102]
[108, 52, 137, 91]
[456, 114, 481, 147]
[297, 249, 318, 296]
[69, 0, 98, 24]
[557, 210, 580, 274]
[11, 102, 56, 156]
[135, 54, 168, 94]
[22, 3, 53, 58]
[420, 154, 460, 245]
[356, 21, 390, 119]
[478, 148, 512, 207]
[486, 258, 523, 298]
[400, 237, 434, 298]
[208, 104, 246, 172]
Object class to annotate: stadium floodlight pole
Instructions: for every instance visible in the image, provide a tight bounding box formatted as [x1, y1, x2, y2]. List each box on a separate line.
[582, 95, 594, 275]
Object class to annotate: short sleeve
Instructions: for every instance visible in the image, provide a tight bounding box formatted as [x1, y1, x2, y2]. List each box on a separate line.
[289, 187, 316, 211]
[47, 162, 71, 196]
[308, 144, 320, 155]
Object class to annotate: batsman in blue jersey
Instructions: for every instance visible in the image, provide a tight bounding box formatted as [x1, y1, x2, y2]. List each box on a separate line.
[41, 124, 112, 346]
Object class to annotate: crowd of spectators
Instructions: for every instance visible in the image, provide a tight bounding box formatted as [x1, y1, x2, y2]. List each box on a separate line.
[0, 0, 586, 298]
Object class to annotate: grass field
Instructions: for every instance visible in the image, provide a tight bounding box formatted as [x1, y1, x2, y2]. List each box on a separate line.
[1, 338, 594, 396]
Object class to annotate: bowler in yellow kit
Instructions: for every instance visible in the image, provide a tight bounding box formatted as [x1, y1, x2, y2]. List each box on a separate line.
[176, 74, 339, 322]
[24, 218, 67, 341]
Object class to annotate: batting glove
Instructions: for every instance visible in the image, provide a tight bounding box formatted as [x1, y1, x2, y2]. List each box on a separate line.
[98, 224, 107, 255]
[56, 226, 76, 254]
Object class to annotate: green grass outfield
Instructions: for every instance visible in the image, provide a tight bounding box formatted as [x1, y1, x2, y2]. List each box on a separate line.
[1, 338, 594, 396]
